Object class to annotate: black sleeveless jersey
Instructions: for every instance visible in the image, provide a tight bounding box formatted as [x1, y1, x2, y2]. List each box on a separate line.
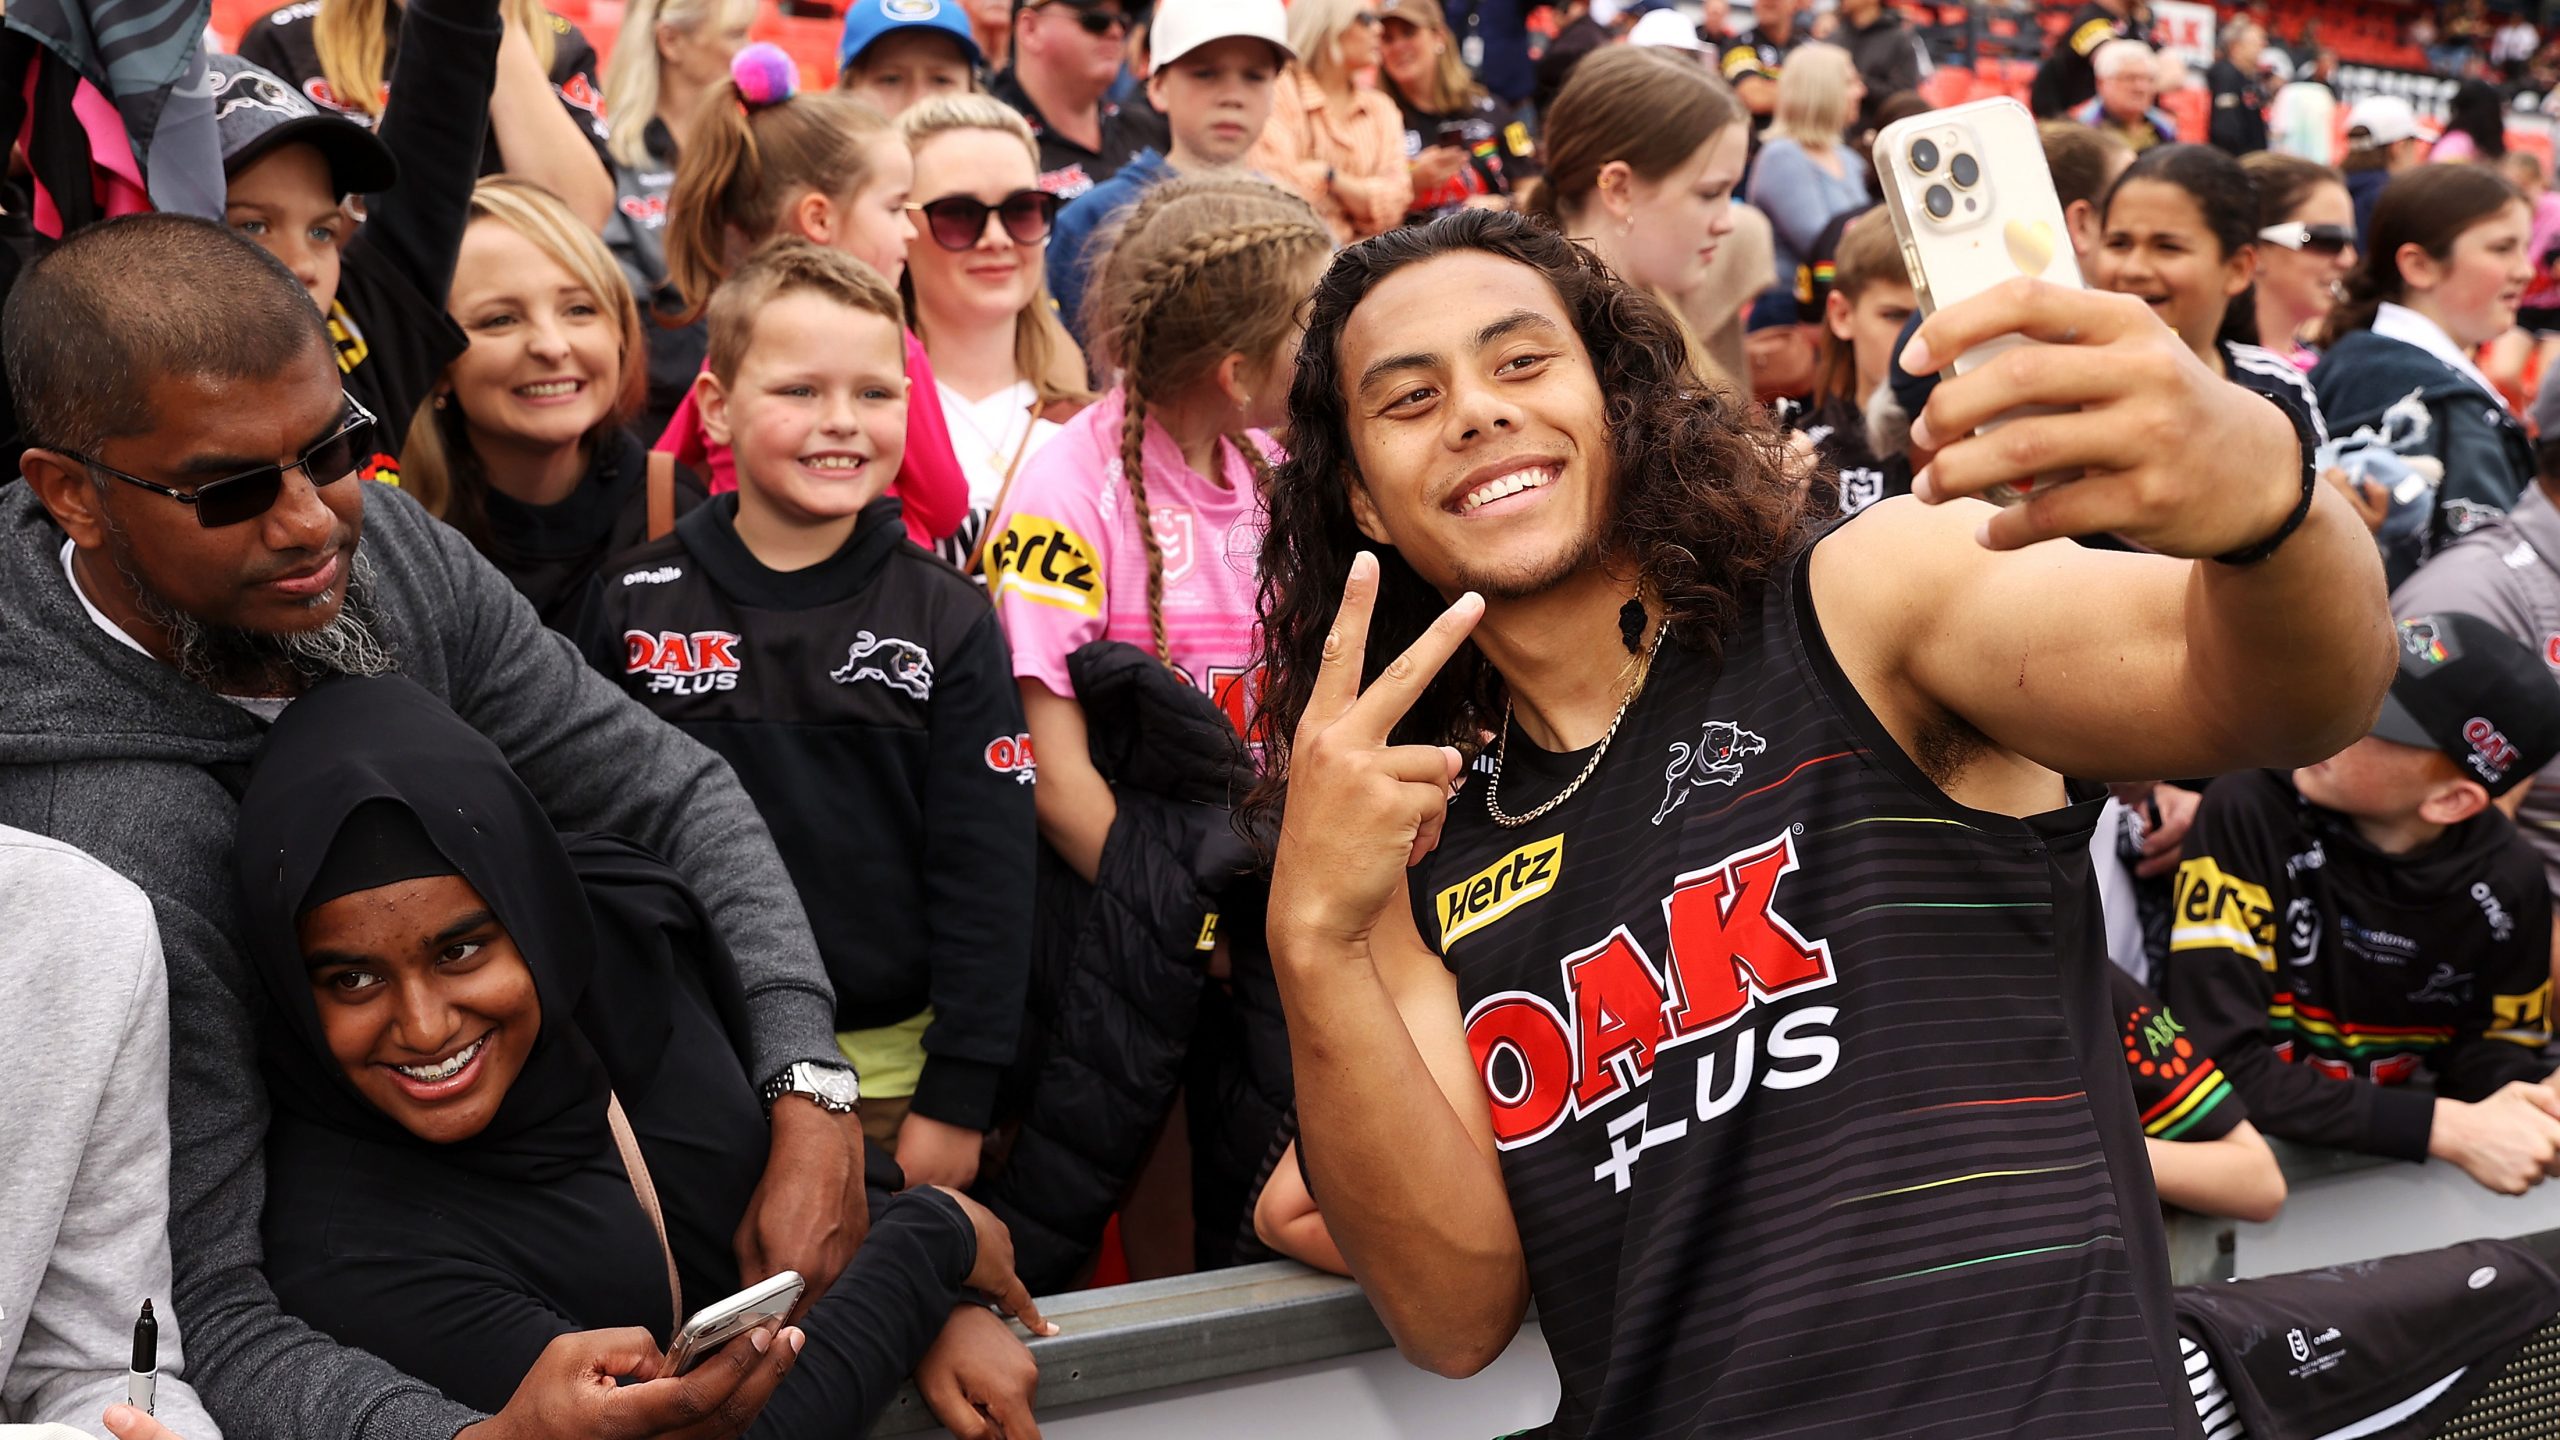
[1411, 543, 2196, 1439]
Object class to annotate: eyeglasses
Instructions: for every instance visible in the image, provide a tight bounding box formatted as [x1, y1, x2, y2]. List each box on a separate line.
[2258, 221, 2356, 256]
[1352, 11, 1383, 26]
[907, 190, 1064, 250]
[65, 396, 378, 528]
[1034, 3, 1128, 38]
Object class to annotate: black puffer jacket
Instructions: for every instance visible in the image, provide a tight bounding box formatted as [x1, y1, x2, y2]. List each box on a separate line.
[977, 640, 1291, 1290]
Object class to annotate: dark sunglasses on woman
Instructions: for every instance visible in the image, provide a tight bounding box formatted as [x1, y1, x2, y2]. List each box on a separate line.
[64, 395, 378, 528]
[2257, 221, 2355, 257]
[907, 190, 1065, 251]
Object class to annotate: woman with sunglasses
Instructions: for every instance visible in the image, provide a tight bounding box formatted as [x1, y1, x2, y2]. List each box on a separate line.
[896, 94, 1094, 573]
[2242, 151, 2357, 371]
[1246, 0, 1411, 244]
[401, 178, 699, 632]
[1374, 0, 1536, 225]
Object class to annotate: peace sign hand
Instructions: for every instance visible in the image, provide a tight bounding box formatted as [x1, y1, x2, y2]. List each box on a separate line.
[1271, 553, 1485, 950]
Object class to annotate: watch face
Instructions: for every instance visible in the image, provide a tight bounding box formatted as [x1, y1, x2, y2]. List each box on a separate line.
[806, 1065, 860, 1106]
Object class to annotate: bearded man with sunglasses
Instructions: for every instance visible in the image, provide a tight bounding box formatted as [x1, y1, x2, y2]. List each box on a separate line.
[0, 215, 868, 1440]
[992, 0, 1166, 198]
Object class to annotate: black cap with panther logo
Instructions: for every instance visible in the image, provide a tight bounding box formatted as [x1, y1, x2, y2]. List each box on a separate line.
[2374, 613, 2560, 797]
[207, 53, 399, 197]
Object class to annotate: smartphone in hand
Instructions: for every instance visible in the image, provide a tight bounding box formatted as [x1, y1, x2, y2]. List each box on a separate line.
[663, 1271, 805, 1376]
[1874, 97, 2085, 502]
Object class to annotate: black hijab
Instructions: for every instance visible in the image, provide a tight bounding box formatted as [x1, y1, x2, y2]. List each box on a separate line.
[233, 674, 748, 1180]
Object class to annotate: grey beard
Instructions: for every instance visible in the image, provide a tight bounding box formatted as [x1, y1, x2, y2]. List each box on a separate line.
[111, 544, 395, 696]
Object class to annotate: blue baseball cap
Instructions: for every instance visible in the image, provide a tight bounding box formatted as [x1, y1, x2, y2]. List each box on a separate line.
[839, 0, 984, 70]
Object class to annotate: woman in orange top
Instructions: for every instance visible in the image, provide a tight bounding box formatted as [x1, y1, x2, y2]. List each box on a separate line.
[1247, 0, 1412, 244]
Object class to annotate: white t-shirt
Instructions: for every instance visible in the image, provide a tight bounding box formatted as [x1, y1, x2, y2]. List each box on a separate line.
[938, 379, 1064, 515]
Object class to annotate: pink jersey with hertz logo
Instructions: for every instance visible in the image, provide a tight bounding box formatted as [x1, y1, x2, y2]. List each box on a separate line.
[986, 386, 1270, 733]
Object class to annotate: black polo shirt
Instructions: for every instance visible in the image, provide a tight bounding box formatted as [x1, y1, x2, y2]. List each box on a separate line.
[988, 67, 1165, 200]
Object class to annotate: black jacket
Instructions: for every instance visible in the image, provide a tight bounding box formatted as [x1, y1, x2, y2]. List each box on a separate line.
[2032, 1, 2154, 116]
[2312, 326, 2536, 585]
[2161, 770, 2555, 1161]
[481, 427, 703, 634]
[584, 497, 1034, 1130]
[976, 640, 1289, 1290]
[2206, 58, 2270, 154]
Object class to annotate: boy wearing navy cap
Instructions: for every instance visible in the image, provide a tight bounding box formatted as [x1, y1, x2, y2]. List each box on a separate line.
[839, 0, 985, 117]
[2166, 613, 2560, 1194]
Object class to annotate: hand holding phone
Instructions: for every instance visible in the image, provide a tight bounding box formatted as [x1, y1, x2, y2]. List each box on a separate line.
[1874, 98, 2084, 504]
[664, 1271, 806, 1377]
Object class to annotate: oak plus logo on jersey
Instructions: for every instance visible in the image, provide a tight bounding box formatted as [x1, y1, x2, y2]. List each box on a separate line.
[626, 630, 742, 694]
[984, 732, 1037, 784]
[1438, 836, 1564, 947]
[1462, 831, 1837, 1192]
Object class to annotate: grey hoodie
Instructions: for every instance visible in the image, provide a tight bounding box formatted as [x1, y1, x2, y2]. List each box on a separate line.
[0, 482, 840, 1439]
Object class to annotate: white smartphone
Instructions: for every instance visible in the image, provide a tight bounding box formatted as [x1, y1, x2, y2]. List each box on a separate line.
[1873, 97, 2085, 503]
[663, 1270, 805, 1376]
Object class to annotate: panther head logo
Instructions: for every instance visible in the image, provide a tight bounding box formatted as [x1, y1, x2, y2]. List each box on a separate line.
[830, 631, 934, 699]
[1652, 721, 1768, 826]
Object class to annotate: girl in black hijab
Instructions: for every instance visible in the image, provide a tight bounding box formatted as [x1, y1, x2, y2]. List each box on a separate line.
[232, 674, 1047, 1430]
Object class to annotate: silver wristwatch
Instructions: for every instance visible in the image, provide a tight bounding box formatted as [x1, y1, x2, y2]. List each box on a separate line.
[759, 1060, 860, 1115]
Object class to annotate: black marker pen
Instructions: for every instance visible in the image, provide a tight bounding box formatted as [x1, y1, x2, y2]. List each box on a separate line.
[127, 1299, 156, 1416]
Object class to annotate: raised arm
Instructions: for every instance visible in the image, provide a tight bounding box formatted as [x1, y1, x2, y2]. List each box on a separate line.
[1819, 280, 2394, 788]
[485, 19, 614, 232]
[1267, 556, 1528, 1376]
[365, 0, 502, 309]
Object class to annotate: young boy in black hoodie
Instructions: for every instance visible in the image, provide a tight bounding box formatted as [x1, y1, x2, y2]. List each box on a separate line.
[2165, 612, 2560, 1195]
[585, 239, 1032, 1190]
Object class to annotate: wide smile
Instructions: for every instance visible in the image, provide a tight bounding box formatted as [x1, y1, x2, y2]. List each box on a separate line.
[379, 1030, 493, 1102]
[1451, 459, 1562, 516]
[512, 377, 589, 407]
[798, 450, 872, 478]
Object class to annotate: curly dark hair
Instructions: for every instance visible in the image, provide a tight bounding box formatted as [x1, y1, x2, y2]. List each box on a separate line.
[1243, 209, 1814, 833]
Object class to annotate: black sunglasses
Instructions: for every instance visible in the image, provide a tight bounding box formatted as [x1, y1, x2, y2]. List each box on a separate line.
[1038, 3, 1128, 37]
[2258, 221, 2356, 257]
[908, 190, 1063, 251]
[67, 397, 378, 529]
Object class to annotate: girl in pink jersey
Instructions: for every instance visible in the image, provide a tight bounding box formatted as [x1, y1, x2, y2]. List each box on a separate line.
[987, 175, 1332, 881]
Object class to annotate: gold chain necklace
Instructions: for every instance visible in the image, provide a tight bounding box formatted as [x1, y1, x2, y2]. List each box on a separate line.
[1484, 618, 1664, 829]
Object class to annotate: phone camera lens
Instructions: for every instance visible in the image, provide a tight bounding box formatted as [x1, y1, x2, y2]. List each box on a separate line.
[1924, 184, 1954, 219]
[1950, 152, 1980, 188]
[1910, 137, 1940, 173]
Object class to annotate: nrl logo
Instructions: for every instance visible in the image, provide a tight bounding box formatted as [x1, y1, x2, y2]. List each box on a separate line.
[831, 631, 934, 699]
[1652, 721, 1766, 825]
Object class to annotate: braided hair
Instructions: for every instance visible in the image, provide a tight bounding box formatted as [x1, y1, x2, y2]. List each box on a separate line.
[1082, 177, 1332, 665]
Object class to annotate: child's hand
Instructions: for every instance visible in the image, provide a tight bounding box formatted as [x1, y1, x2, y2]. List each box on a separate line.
[898, 1113, 987, 1189]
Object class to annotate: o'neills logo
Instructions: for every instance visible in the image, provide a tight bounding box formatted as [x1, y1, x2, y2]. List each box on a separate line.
[1439, 836, 1563, 947]
[1463, 831, 1837, 1189]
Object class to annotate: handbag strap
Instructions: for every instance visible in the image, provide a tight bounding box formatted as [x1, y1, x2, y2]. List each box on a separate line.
[605, 1092, 684, 1335]
[646, 451, 677, 542]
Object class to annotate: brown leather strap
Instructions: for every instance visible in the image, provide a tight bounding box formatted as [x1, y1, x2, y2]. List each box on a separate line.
[606, 1093, 684, 1335]
[646, 451, 677, 542]
[965, 404, 1043, 580]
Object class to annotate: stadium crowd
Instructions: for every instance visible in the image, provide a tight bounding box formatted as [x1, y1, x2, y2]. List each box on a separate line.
[1, 0, 2558, 1437]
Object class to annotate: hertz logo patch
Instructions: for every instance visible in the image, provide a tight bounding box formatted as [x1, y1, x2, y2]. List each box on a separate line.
[1439, 836, 1564, 948]
[987, 515, 1103, 617]
[2171, 856, 2275, 968]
